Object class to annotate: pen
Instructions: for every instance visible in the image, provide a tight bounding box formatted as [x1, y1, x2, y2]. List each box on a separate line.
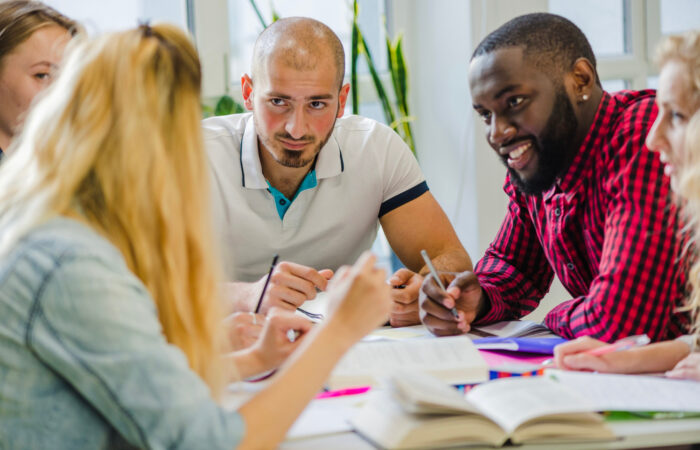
[585, 334, 650, 356]
[420, 249, 459, 319]
[254, 254, 279, 314]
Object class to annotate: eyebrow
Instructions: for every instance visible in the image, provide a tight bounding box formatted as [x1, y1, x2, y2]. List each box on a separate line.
[29, 61, 57, 69]
[265, 92, 334, 101]
[472, 83, 522, 109]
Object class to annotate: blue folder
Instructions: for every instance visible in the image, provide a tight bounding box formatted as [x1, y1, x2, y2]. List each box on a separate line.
[472, 337, 568, 354]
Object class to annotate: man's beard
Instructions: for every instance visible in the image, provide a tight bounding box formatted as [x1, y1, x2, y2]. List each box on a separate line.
[506, 88, 579, 195]
[256, 116, 337, 169]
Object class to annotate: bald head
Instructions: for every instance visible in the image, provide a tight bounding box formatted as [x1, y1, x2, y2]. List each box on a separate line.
[252, 17, 345, 89]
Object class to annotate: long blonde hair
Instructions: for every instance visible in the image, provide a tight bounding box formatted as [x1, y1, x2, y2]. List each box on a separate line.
[656, 30, 700, 340]
[0, 24, 225, 395]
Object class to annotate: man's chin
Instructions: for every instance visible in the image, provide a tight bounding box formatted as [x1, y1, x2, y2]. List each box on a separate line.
[509, 169, 556, 195]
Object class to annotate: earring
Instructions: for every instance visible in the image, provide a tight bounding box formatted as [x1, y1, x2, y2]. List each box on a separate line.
[581, 94, 589, 101]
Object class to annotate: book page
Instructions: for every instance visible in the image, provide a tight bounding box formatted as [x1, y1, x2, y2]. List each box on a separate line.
[330, 336, 487, 386]
[466, 377, 596, 434]
[547, 371, 700, 412]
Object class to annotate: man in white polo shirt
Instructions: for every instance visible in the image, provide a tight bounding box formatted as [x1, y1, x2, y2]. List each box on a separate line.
[204, 17, 471, 326]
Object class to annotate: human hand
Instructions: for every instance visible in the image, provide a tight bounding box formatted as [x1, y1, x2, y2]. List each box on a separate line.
[388, 268, 423, 327]
[256, 262, 333, 314]
[324, 252, 392, 343]
[249, 308, 313, 373]
[553, 336, 620, 371]
[224, 312, 264, 351]
[666, 353, 700, 381]
[419, 271, 484, 336]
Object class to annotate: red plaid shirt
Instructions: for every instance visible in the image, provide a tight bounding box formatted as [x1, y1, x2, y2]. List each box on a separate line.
[474, 91, 690, 342]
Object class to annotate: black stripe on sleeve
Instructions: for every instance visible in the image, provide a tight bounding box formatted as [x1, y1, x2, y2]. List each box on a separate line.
[378, 181, 429, 217]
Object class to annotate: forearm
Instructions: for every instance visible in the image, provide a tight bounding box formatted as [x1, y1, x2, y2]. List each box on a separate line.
[418, 247, 472, 276]
[615, 340, 691, 373]
[237, 321, 353, 449]
[220, 281, 259, 314]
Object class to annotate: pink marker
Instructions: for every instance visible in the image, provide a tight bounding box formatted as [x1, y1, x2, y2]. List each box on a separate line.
[315, 386, 371, 399]
[586, 334, 651, 356]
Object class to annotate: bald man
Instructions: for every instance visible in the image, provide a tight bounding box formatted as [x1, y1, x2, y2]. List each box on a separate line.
[204, 17, 470, 327]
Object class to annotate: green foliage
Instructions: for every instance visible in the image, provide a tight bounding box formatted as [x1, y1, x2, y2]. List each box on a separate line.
[351, 0, 415, 155]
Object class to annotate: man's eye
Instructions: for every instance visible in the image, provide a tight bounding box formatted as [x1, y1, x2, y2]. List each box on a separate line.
[507, 96, 525, 108]
[270, 98, 286, 106]
[309, 101, 326, 110]
[479, 111, 492, 123]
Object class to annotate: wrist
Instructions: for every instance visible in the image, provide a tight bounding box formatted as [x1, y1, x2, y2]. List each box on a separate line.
[232, 346, 269, 379]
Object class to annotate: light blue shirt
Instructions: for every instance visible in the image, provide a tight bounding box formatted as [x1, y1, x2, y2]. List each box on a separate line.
[0, 217, 244, 449]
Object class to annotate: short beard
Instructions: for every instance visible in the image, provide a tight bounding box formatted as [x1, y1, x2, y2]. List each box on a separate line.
[508, 87, 579, 195]
[256, 116, 337, 169]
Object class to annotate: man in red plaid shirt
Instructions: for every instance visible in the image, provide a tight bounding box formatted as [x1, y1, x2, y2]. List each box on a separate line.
[420, 13, 690, 342]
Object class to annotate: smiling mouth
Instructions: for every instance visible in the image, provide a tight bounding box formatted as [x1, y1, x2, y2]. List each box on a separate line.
[503, 140, 534, 171]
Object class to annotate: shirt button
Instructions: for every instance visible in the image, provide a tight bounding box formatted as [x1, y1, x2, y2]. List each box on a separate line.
[554, 208, 561, 217]
[566, 263, 575, 270]
[279, 199, 287, 205]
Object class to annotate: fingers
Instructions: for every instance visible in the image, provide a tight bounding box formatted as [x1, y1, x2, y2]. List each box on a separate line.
[666, 354, 700, 380]
[262, 262, 331, 311]
[390, 271, 422, 305]
[318, 269, 334, 281]
[553, 336, 606, 369]
[389, 299, 420, 327]
[389, 268, 414, 286]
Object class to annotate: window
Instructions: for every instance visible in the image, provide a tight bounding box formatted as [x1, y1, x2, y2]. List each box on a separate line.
[549, 0, 700, 90]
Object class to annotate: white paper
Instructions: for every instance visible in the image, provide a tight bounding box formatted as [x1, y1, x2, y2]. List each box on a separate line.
[546, 370, 700, 412]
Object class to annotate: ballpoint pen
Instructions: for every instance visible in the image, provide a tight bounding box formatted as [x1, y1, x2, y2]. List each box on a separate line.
[420, 249, 460, 319]
[585, 334, 650, 356]
[254, 254, 279, 314]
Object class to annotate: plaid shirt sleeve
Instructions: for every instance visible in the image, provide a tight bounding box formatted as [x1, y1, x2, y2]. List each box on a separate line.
[474, 186, 556, 322]
[544, 102, 684, 342]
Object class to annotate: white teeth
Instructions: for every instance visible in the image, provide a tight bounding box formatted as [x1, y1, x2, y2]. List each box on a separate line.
[509, 142, 532, 160]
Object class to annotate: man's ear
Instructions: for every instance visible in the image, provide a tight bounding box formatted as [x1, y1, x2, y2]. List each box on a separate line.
[569, 58, 597, 104]
[241, 74, 254, 110]
[337, 83, 351, 118]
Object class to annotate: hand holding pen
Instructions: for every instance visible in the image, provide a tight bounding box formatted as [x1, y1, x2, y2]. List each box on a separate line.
[553, 334, 651, 372]
[418, 250, 486, 336]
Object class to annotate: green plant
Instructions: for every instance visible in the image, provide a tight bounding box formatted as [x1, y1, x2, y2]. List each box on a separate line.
[351, 0, 415, 155]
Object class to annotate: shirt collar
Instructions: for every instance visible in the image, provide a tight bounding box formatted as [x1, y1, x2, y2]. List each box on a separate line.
[240, 115, 344, 189]
[543, 91, 614, 200]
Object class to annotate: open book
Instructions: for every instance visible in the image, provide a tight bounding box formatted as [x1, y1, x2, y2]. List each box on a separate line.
[327, 336, 488, 390]
[351, 372, 614, 448]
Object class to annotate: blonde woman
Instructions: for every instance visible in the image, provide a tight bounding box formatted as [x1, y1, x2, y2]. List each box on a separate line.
[555, 30, 700, 381]
[0, 0, 78, 154]
[0, 23, 391, 449]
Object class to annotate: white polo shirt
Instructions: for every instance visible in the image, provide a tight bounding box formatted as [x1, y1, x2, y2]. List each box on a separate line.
[203, 113, 428, 282]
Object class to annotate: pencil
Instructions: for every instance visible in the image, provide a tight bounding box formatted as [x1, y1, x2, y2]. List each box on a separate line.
[254, 254, 279, 314]
[420, 249, 459, 319]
